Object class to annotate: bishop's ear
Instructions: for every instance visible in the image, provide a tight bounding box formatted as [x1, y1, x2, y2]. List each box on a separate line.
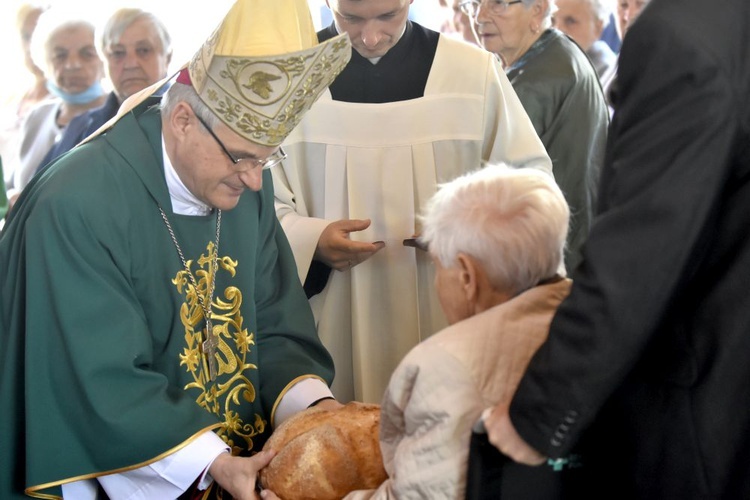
[168, 101, 196, 140]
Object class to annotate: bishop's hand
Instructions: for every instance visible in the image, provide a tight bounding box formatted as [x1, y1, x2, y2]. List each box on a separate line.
[209, 449, 277, 500]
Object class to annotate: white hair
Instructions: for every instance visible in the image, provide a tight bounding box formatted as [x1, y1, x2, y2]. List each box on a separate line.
[97, 8, 172, 60]
[30, 9, 97, 75]
[420, 164, 569, 295]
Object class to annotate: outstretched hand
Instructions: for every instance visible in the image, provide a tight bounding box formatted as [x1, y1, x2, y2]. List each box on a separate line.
[315, 219, 386, 271]
[483, 405, 547, 466]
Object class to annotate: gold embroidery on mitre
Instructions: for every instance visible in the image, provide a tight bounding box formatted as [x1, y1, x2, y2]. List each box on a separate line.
[190, 32, 352, 146]
[173, 242, 266, 454]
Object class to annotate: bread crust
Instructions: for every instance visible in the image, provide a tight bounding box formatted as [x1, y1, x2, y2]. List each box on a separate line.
[259, 402, 387, 499]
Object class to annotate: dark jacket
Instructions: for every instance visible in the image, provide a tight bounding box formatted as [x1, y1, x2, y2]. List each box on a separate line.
[505, 29, 608, 271]
[509, 0, 750, 498]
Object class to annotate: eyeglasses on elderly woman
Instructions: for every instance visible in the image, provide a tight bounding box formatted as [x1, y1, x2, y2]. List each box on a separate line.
[459, 0, 524, 17]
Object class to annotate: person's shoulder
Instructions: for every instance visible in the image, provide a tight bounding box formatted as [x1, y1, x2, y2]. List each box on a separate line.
[11, 145, 132, 230]
[408, 20, 440, 42]
[22, 98, 60, 124]
[433, 32, 498, 77]
[518, 32, 595, 88]
[316, 23, 338, 43]
[436, 32, 488, 57]
[541, 30, 589, 69]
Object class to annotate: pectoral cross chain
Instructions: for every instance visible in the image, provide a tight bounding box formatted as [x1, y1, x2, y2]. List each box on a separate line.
[158, 207, 223, 384]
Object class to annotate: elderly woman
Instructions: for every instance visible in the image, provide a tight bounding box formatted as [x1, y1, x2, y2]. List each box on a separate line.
[462, 0, 608, 271]
[344, 164, 577, 499]
[36, 8, 172, 175]
[6, 8, 105, 206]
[554, 0, 616, 81]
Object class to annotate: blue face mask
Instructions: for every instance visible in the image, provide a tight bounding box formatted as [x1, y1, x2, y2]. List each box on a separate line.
[46, 80, 104, 105]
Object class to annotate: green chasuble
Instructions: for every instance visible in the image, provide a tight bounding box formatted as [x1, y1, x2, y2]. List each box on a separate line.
[0, 99, 334, 499]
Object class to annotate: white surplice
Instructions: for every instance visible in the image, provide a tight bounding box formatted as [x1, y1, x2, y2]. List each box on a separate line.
[273, 35, 552, 403]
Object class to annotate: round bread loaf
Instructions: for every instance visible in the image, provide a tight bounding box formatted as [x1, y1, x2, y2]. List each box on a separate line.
[259, 402, 387, 499]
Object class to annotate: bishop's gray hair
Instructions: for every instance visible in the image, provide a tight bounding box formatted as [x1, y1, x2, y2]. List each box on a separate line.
[161, 81, 219, 129]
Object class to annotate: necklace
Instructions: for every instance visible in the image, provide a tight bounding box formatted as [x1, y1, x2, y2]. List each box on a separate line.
[159, 207, 222, 381]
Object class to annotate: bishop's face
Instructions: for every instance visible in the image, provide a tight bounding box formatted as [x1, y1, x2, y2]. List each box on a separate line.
[326, 0, 413, 59]
[171, 105, 278, 211]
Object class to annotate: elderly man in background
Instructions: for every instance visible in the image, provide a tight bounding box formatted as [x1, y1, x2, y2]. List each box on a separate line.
[273, 0, 551, 405]
[36, 8, 172, 174]
[0, 0, 351, 498]
[554, 0, 616, 82]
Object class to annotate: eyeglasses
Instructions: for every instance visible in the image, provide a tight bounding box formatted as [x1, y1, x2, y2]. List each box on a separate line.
[459, 0, 523, 17]
[194, 113, 287, 170]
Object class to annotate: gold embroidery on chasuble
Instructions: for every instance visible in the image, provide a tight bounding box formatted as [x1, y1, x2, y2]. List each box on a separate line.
[173, 242, 266, 454]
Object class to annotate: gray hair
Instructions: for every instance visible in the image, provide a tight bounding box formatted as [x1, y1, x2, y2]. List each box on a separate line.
[520, 0, 557, 30]
[420, 164, 569, 296]
[554, 0, 612, 23]
[97, 8, 172, 60]
[161, 81, 219, 129]
[30, 9, 97, 74]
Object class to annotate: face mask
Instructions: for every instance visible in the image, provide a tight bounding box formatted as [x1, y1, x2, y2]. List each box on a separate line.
[46, 80, 104, 105]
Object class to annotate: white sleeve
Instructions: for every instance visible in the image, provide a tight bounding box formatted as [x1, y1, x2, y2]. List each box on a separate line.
[271, 159, 331, 283]
[482, 56, 553, 176]
[63, 431, 229, 500]
[274, 377, 334, 427]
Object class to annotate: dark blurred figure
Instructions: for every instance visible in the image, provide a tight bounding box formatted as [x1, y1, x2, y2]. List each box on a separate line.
[486, 0, 750, 497]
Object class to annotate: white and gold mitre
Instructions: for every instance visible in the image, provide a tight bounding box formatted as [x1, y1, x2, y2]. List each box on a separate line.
[185, 0, 351, 146]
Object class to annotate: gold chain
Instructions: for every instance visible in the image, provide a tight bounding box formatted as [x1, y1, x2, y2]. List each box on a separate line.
[159, 207, 222, 380]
